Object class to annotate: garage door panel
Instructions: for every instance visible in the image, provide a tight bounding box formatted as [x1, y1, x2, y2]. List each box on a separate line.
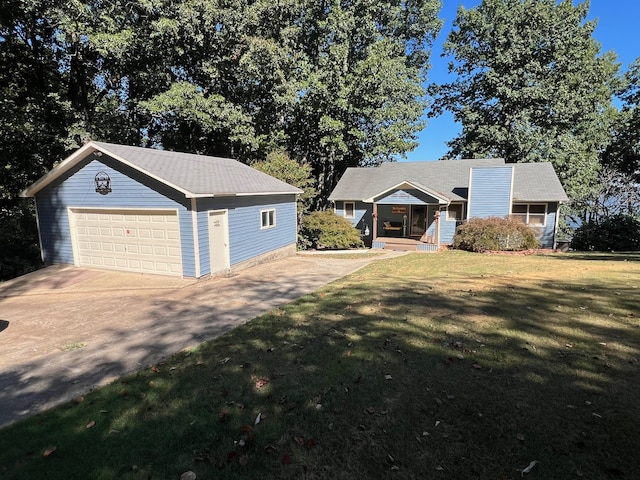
[72, 209, 182, 276]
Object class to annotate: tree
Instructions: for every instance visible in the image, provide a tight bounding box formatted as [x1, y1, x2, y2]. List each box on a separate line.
[581, 166, 640, 224]
[0, 0, 73, 279]
[252, 150, 317, 217]
[603, 58, 640, 180]
[430, 0, 618, 220]
[139, 0, 443, 203]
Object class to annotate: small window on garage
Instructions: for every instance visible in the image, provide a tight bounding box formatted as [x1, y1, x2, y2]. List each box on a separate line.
[344, 202, 355, 218]
[447, 203, 464, 221]
[261, 209, 276, 229]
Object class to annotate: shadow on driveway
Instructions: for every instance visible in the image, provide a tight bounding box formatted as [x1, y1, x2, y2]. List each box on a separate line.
[0, 252, 403, 428]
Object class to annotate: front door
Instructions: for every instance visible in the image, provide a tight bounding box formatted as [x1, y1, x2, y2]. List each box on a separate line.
[410, 206, 426, 236]
[208, 210, 230, 274]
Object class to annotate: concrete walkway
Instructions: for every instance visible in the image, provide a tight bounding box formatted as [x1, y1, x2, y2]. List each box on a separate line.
[0, 251, 404, 428]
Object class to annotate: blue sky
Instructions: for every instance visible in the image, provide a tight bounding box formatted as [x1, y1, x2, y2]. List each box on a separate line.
[406, 0, 640, 161]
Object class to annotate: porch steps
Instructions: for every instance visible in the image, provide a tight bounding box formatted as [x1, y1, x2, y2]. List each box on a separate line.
[374, 239, 439, 252]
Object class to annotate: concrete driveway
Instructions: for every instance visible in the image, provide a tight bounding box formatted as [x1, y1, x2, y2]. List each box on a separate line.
[0, 252, 403, 428]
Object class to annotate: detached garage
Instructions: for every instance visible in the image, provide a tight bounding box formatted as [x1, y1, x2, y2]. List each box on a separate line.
[22, 142, 301, 278]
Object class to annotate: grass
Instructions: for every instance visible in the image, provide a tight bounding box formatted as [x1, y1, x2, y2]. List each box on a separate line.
[1, 250, 639, 479]
[60, 341, 87, 352]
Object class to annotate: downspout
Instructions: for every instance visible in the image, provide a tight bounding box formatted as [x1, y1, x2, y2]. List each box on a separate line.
[34, 197, 45, 262]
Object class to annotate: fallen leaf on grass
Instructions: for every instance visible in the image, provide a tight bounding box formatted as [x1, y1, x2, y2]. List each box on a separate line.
[517, 433, 525, 441]
[472, 363, 482, 369]
[255, 412, 262, 425]
[86, 420, 96, 429]
[365, 406, 375, 414]
[219, 357, 231, 365]
[255, 379, 269, 389]
[521, 460, 538, 475]
[435, 465, 444, 471]
[384, 374, 392, 380]
[180, 471, 197, 480]
[294, 436, 305, 446]
[43, 447, 56, 457]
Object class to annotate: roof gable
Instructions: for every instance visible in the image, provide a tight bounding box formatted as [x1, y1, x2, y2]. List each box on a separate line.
[22, 142, 302, 198]
[365, 181, 450, 204]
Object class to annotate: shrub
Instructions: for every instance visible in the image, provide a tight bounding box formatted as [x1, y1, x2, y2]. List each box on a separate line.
[453, 217, 540, 252]
[571, 214, 640, 251]
[300, 210, 364, 250]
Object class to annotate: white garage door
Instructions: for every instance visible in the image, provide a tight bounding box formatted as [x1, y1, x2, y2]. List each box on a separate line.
[71, 209, 182, 276]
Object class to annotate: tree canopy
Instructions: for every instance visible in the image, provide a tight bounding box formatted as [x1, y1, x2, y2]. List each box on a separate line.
[430, 0, 619, 215]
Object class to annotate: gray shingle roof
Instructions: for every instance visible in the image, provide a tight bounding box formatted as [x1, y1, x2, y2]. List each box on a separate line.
[512, 163, 569, 202]
[22, 141, 302, 198]
[329, 159, 568, 203]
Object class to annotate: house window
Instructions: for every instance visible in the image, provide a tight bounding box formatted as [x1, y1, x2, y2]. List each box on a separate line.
[344, 202, 355, 218]
[512, 204, 546, 226]
[261, 209, 276, 229]
[447, 203, 464, 221]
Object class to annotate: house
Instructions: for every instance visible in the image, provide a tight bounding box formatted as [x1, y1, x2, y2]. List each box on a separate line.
[21, 141, 301, 278]
[328, 159, 569, 250]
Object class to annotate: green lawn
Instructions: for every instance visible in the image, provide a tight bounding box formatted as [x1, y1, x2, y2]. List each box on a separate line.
[1, 251, 639, 479]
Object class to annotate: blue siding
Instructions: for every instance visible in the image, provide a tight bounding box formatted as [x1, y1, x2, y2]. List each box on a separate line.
[468, 166, 513, 218]
[440, 214, 458, 244]
[196, 207, 211, 275]
[376, 189, 439, 205]
[35, 154, 193, 274]
[335, 201, 373, 245]
[197, 194, 297, 272]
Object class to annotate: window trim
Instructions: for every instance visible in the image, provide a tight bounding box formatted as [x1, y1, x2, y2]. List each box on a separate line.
[260, 208, 276, 229]
[446, 203, 464, 221]
[511, 203, 547, 226]
[344, 202, 355, 218]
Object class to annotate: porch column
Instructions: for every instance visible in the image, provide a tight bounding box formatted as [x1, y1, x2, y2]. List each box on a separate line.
[372, 203, 378, 239]
[435, 208, 441, 249]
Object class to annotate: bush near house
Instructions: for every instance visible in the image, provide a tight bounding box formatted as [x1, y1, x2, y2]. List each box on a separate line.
[300, 210, 364, 250]
[453, 217, 540, 252]
[571, 214, 640, 251]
